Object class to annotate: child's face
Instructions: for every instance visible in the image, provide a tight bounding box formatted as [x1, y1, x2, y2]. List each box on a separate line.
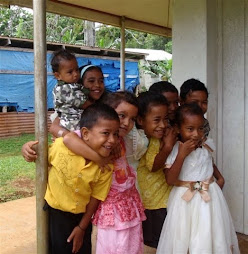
[140, 105, 168, 139]
[54, 58, 80, 83]
[83, 118, 120, 157]
[178, 114, 205, 146]
[162, 91, 179, 121]
[114, 101, 138, 137]
[183, 91, 208, 114]
[83, 69, 105, 101]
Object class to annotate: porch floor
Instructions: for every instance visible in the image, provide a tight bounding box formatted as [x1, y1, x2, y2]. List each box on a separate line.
[0, 196, 247, 254]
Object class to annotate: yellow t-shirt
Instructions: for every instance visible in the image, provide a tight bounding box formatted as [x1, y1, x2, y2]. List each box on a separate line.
[137, 137, 172, 210]
[45, 138, 113, 214]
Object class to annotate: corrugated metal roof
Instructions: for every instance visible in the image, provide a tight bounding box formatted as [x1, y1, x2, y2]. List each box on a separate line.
[0, 36, 146, 60]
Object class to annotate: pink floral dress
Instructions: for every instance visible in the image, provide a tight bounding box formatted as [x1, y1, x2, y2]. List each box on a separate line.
[92, 138, 146, 254]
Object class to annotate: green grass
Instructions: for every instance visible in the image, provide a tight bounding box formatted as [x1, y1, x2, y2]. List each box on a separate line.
[0, 134, 51, 202]
[0, 133, 36, 156]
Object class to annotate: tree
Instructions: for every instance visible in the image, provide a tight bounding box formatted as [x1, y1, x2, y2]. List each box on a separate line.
[46, 13, 85, 44]
[95, 25, 172, 51]
[0, 6, 33, 38]
[140, 59, 172, 82]
[0, 5, 172, 52]
[0, 6, 85, 44]
[95, 25, 121, 49]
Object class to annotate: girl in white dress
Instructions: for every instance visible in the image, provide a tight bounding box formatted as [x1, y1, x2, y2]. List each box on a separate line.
[157, 103, 240, 254]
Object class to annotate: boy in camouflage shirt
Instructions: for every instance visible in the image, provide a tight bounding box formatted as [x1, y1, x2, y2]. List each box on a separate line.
[51, 49, 92, 131]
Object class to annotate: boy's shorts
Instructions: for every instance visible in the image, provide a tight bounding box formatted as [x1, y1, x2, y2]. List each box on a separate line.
[142, 208, 167, 248]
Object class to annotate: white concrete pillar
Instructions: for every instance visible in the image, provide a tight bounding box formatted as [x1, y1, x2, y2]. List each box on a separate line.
[221, 0, 247, 234]
[172, 0, 207, 85]
[172, 0, 218, 148]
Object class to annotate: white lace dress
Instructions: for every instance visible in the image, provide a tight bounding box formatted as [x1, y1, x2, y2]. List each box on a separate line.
[157, 140, 240, 254]
[124, 125, 149, 170]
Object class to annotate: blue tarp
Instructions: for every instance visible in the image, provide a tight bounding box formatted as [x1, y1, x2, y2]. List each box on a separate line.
[0, 50, 139, 112]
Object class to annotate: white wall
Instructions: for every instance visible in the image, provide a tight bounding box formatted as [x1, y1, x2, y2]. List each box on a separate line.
[221, 0, 248, 234]
[172, 0, 207, 86]
[172, 0, 248, 234]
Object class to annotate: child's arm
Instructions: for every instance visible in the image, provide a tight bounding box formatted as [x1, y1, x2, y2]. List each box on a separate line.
[49, 117, 70, 138]
[63, 132, 113, 170]
[152, 127, 177, 172]
[213, 163, 225, 189]
[21, 141, 39, 162]
[165, 139, 196, 185]
[67, 197, 100, 254]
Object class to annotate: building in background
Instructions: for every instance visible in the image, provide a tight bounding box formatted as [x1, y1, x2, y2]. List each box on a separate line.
[0, 37, 144, 137]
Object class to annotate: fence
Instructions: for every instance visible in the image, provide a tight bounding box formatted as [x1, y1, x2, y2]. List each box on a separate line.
[0, 111, 53, 138]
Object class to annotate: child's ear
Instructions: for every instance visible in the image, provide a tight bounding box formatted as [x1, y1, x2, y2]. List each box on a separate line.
[54, 72, 61, 80]
[81, 127, 90, 141]
[137, 116, 143, 127]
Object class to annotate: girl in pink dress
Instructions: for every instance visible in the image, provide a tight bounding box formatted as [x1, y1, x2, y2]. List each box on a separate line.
[60, 91, 146, 253]
[92, 91, 146, 254]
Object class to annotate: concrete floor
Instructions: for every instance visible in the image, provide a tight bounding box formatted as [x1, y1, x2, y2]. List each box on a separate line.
[0, 196, 247, 254]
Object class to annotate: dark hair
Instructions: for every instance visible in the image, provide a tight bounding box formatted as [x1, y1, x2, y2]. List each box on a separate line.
[180, 78, 208, 101]
[79, 103, 119, 129]
[137, 91, 168, 119]
[149, 81, 178, 94]
[99, 91, 138, 110]
[175, 103, 204, 127]
[79, 65, 104, 81]
[50, 49, 76, 73]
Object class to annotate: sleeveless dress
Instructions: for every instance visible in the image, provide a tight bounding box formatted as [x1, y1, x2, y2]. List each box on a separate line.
[157, 140, 240, 254]
[92, 138, 146, 254]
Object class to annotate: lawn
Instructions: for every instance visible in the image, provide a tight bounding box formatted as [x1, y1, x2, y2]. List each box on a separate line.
[0, 134, 51, 203]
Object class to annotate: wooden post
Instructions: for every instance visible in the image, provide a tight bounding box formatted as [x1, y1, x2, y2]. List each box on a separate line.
[33, 0, 49, 253]
[120, 16, 125, 91]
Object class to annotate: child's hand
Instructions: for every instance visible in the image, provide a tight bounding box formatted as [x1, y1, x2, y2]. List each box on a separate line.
[178, 139, 196, 158]
[162, 127, 178, 151]
[21, 141, 39, 162]
[95, 140, 122, 172]
[82, 99, 94, 109]
[95, 156, 113, 172]
[213, 164, 225, 190]
[197, 136, 207, 148]
[110, 140, 122, 160]
[67, 226, 84, 253]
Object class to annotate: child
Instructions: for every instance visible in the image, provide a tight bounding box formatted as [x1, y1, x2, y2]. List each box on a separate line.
[51, 49, 93, 131]
[21, 64, 106, 162]
[136, 91, 177, 249]
[64, 91, 146, 254]
[45, 103, 120, 254]
[180, 78, 210, 136]
[157, 104, 240, 254]
[149, 81, 179, 126]
[180, 78, 225, 189]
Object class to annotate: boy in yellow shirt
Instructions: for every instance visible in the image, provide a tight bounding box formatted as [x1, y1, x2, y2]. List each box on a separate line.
[44, 103, 120, 254]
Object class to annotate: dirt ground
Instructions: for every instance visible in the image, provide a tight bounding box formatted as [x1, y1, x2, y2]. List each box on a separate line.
[0, 196, 156, 254]
[0, 177, 35, 203]
[0, 196, 247, 254]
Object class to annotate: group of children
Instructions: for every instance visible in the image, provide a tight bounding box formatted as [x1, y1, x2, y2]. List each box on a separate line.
[21, 49, 240, 254]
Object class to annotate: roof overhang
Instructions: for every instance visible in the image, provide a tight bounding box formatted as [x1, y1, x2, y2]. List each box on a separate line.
[0, 0, 172, 37]
[0, 36, 146, 60]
